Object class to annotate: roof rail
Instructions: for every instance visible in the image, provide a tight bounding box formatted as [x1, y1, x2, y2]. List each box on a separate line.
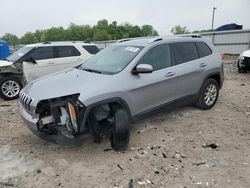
[116, 39, 131, 43]
[178, 34, 202, 38]
[43, 41, 51, 44]
[148, 37, 163, 43]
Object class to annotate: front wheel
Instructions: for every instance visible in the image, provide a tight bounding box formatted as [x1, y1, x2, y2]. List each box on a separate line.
[195, 78, 219, 110]
[110, 107, 130, 151]
[0, 77, 22, 100]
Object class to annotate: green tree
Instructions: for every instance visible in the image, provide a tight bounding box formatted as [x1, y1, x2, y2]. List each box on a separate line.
[1, 33, 19, 47]
[67, 23, 93, 41]
[43, 27, 67, 41]
[34, 30, 45, 42]
[141, 25, 158, 36]
[93, 30, 112, 41]
[17, 20, 159, 44]
[171, 25, 190, 35]
[19, 32, 37, 44]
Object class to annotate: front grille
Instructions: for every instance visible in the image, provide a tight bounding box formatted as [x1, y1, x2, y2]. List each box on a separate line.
[19, 90, 34, 111]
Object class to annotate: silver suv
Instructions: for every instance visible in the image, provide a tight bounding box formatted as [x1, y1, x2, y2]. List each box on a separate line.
[19, 36, 224, 151]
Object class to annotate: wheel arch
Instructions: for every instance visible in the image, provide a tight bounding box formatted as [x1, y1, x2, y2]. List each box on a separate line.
[79, 97, 132, 132]
[204, 72, 222, 89]
[0, 73, 25, 87]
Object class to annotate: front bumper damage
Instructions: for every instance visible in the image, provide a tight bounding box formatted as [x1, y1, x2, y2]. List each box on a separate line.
[19, 104, 88, 145]
[19, 95, 90, 145]
[238, 56, 250, 69]
[19, 94, 113, 145]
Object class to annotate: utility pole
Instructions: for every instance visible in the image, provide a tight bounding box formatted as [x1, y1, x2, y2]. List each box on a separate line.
[211, 7, 217, 31]
[211, 7, 217, 44]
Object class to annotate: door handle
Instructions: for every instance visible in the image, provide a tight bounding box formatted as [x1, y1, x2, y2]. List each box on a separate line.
[165, 72, 175, 77]
[200, 63, 207, 67]
[46, 62, 54, 65]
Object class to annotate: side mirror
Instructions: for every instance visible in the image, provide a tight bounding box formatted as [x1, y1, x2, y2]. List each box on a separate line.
[24, 57, 37, 64]
[132, 64, 153, 74]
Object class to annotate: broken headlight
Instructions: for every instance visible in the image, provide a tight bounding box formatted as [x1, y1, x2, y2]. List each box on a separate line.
[67, 100, 78, 133]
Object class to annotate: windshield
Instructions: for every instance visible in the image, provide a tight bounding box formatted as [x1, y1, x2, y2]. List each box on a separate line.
[6, 46, 34, 62]
[79, 45, 143, 74]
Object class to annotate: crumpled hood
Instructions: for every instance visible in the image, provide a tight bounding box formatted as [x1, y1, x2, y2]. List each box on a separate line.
[23, 68, 113, 103]
[0, 60, 13, 67]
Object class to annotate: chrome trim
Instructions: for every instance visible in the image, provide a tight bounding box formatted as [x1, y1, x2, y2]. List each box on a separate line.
[19, 90, 34, 111]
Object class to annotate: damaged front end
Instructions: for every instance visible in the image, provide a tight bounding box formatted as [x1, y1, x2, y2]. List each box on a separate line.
[36, 94, 86, 139]
[20, 92, 115, 145]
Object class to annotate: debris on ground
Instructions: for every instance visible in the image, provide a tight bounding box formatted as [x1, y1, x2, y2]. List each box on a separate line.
[137, 179, 152, 186]
[104, 148, 112, 152]
[117, 164, 123, 170]
[128, 179, 134, 188]
[202, 143, 219, 149]
[0, 182, 14, 187]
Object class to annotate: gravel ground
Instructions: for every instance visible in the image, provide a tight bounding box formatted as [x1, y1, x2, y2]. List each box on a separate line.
[0, 63, 250, 188]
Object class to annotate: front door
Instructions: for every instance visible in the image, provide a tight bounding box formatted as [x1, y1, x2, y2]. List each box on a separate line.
[23, 46, 56, 82]
[128, 44, 177, 116]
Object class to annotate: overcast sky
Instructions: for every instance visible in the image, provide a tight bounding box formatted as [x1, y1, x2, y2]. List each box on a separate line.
[1, 0, 250, 37]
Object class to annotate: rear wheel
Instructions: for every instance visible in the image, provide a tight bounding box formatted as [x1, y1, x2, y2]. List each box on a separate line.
[110, 107, 130, 151]
[196, 78, 219, 110]
[0, 77, 22, 100]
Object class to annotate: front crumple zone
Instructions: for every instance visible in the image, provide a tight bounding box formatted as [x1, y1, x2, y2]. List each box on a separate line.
[35, 94, 86, 139]
[35, 95, 123, 144]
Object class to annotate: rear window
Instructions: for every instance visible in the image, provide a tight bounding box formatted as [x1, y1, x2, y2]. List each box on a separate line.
[82, 45, 100, 54]
[196, 42, 213, 57]
[56, 46, 80, 58]
[170, 42, 199, 65]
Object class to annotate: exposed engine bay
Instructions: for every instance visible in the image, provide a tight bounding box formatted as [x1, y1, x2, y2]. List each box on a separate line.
[35, 95, 114, 143]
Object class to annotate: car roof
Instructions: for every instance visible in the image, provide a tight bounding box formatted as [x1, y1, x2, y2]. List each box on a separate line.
[114, 35, 210, 47]
[25, 41, 97, 48]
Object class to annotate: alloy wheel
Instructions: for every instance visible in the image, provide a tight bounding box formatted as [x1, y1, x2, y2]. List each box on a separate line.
[1, 80, 20, 98]
[204, 83, 217, 106]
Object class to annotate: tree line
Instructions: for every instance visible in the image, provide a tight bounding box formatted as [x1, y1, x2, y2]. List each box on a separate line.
[1, 19, 159, 45]
[1, 20, 212, 46]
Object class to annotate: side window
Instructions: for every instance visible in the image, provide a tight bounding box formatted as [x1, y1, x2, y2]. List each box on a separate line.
[170, 42, 199, 65]
[82, 45, 100, 54]
[196, 42, 212, 58]
[56, 46, 80, 58]
[138, 44, 171, 71]
[31, 47, 54, 60]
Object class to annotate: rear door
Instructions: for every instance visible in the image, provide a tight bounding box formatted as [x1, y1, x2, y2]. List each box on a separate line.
[129, 44, 177, 115]
[53, 46, 83, 70]
[169, 42, 205, 101]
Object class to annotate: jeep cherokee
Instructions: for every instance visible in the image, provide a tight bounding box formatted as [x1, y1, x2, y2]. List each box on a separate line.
[19, 36, 224, 151]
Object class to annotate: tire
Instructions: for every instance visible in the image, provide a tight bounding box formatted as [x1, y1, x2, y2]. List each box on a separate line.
[110, 107, 130, 151]
[0, 77, 22, 100]
[195, 78, 219, 110]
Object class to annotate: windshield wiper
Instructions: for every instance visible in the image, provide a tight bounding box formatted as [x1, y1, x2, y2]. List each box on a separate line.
[81, 68, 102, 74]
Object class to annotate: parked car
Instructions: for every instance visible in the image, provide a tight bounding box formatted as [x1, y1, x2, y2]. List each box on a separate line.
[19, 36, 224, 151]
[237, 49, 250, 73]
[0, 42, 99, 100]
